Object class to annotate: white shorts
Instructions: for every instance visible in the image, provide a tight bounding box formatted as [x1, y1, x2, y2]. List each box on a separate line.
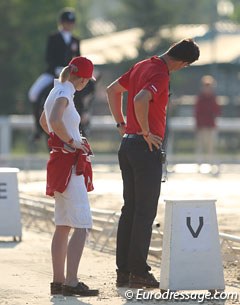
[54, 172, 92, 228]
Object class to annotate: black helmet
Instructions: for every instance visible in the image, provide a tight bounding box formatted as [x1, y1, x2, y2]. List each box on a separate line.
[59, 8, 76, 23]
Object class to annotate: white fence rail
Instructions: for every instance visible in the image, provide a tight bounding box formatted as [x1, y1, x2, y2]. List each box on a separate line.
[1, 115, 240, 155]
[167, 116, 240, 156]
[19, 193, 240, 260]
[0, 115, 115, 155]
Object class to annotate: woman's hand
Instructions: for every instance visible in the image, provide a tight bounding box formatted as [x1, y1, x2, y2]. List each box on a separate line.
[72, 140, 90, 154]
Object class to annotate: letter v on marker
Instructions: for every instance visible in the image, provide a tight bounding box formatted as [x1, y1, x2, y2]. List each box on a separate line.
[186, 216, 204, 238]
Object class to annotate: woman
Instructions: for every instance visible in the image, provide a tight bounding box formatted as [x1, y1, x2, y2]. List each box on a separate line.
[40, 56, 98, 297]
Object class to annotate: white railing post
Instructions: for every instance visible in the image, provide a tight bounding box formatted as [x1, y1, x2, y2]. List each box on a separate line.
[0, 116, 11, 155]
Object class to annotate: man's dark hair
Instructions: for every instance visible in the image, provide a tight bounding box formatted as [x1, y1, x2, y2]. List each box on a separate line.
[167, 38, 200, 64]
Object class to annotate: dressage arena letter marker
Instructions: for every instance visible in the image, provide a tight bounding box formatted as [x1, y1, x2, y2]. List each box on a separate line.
[186, 216, 204, 238]
[0, 182, 7, 199]
[0, 168, 22, 240]
[160, 199, 225, 291]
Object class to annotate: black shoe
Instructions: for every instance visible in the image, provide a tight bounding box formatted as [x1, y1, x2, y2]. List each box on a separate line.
[50, 282, 63, 295]
[116, 269, 130, 287]
[129, 272, 159, 288]
[62, 281, 99, 297]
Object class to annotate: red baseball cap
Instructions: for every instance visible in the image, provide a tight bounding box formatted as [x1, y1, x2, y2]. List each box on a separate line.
[69, 56, 96, 80]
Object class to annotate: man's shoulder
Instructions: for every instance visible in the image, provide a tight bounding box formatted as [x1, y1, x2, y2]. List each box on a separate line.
[136, 57, 168, 77]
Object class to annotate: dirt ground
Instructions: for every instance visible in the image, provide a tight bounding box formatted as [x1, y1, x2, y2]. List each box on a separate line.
[0, 163, 240, 304]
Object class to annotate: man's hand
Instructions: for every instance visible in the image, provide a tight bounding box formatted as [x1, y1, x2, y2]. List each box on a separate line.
[139, 132, 162, 151]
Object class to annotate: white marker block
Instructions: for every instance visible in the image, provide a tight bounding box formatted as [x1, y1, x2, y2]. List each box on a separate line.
[0, 168, 22, 240]
[160, 199, 225, 291]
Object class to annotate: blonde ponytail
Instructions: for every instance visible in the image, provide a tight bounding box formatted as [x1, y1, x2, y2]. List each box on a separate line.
[59, 64, 78, 83]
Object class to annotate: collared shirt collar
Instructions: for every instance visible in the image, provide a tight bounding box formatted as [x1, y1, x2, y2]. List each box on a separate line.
[151, 56, 169, 74]
[159, 56, 169, 74]
[54, 79, 76, 96]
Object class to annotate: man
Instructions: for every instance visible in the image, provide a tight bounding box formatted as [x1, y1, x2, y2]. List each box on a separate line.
[194, 75, 221, 166]
[106, 38, 200, 288]
[28, 8, 80, 140]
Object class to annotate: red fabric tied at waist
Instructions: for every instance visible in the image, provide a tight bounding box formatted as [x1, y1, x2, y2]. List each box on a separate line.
[48, 132, 63, 148]
[46, 133, 94, 197]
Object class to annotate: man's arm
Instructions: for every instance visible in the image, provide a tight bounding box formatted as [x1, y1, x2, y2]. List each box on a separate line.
[106, 80, 127, 136]
[134, 89, 162, 151]
[134, 89, 152, 136]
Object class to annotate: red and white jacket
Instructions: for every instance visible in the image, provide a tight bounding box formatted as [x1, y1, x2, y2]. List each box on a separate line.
[46, 133, 94, 197]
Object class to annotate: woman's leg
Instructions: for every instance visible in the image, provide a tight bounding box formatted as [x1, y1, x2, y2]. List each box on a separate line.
[51, 225, 71, 283]
[65, 228, 87, 286]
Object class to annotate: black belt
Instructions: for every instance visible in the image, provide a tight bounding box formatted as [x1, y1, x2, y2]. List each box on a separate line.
[123, 134, 143, 139]
[123, 133, 164, 151]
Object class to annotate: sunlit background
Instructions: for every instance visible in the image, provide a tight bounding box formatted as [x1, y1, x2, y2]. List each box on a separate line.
[0, 0, 240, 164]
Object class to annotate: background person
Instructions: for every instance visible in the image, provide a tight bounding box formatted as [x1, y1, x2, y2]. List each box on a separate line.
[39, 56, 98, 297]
[107, 38, 200, 288]
[29, 7, 96, 141]
[194, 75, 221, 166]
[29, 7, 79, 141]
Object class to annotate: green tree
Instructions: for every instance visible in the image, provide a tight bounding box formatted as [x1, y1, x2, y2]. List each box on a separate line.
[0, 0, 92, 115]
[108, 0, 220, 60]
[108, 0, 174, 59]
[230, 0, 240, 22]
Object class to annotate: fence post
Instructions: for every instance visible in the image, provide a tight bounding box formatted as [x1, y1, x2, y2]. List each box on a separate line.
[0, 116, 11, 155]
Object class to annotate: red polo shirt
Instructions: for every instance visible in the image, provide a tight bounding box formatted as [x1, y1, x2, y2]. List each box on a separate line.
[118, 56, 169, 138]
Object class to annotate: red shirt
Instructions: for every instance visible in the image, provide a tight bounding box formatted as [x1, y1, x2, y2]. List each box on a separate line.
[195, 92, 221, 128]
[118, 56, 169, 138]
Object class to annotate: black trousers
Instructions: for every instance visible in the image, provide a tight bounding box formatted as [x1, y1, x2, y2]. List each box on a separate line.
[117, 136, 163, 275]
